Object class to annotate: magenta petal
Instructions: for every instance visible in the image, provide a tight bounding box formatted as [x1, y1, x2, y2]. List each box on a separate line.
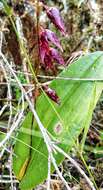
[46, 7, 66, 35]
[50, 48, 65, 65]
[45, 29, 63, 51]
[40, 45, 46, 63]
[40, 42, 48, 62]
[40, 33, 49, 63]
[44, 53, 53, 70]
[43, 85, 60, 104]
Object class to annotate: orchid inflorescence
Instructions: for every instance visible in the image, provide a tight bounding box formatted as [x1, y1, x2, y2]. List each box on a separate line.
[7, 0, 66, 104]
[39, 1, 66, 71]
[38, 1, 66, 104]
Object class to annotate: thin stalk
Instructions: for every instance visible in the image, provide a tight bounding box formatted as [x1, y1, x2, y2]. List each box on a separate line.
[35, 0, 41, 75]
[80, 153, 99, 190]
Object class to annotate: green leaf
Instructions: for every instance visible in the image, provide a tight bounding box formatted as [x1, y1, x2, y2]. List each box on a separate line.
[13, 112, 33, 180]
[13, 52, 103, 190]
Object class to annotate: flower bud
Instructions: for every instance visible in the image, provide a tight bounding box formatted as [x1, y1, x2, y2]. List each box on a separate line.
[45, 6, 66, 35]
[43, 85, 60, 104]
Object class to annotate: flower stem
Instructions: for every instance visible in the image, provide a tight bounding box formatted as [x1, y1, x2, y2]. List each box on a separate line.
[35, 0, 41, 75]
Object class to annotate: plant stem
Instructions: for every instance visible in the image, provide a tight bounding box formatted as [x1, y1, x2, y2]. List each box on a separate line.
[35, 0, 41, 75]
[80, 153, 99, 190]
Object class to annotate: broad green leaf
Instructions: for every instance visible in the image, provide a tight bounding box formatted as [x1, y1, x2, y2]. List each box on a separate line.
[13, 52, 103, 190]
[13, 112, 33, 180]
